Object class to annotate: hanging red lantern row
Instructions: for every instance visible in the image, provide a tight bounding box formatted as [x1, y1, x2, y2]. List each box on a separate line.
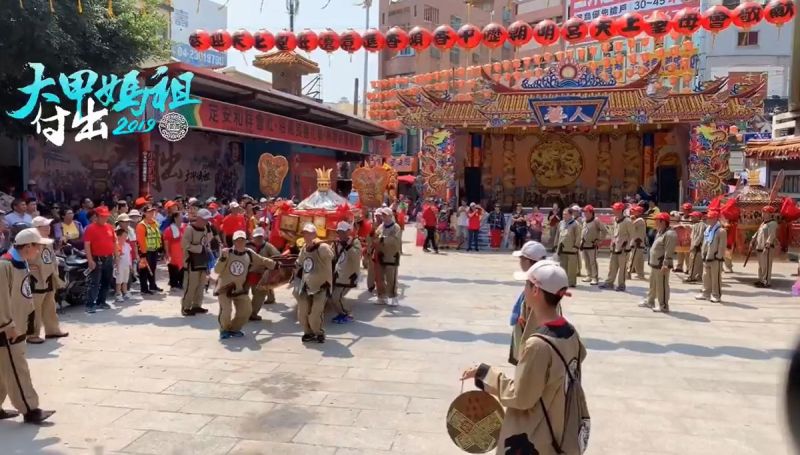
[191, 6, 796, 54]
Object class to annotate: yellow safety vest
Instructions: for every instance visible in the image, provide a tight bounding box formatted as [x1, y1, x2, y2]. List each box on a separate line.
[142, 221, 162, 251]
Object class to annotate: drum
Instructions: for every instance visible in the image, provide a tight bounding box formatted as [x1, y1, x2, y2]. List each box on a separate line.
[256, 255, 298, 290]
[446, 390, 505, 453]
[674, 224, 691, 253]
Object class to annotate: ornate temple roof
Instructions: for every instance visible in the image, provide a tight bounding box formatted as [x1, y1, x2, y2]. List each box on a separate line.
[389, 61, 765, 129]
[745, 136, 800, 161]
[254, 51, 320, 74]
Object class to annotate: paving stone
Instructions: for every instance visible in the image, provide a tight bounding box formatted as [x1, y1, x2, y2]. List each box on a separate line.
[293, 423, 396, 450]
[229, 440, 337, 455]
[100, 390, 194, 412]
[112, 409, 213, 434]
[198, 415, 304, 442]
[120, 430, 237, 455]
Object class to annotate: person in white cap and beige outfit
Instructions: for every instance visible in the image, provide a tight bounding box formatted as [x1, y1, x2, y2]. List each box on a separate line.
[27, 217, 67, 344]
[375, 207, 403, 306]
[508, 241, 548, 365]
[294, 223, 334, 343]
[182, 209, 214, 317]
[0, 228, 57, 423]
[331, 221, 362, 324]
[247, 227, 280, 321]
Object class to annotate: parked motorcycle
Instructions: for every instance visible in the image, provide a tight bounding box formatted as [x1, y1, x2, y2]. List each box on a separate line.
[56, 244, 90, 309]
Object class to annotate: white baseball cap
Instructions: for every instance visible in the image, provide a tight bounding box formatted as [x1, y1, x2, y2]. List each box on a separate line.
[252, 227, 266, 238]
[116, 214, 131, 222]
[513, 260, 570, 296]
[188, 197, 198, 205]
[15, 228, 53, 245]
[128, 209, 142, 217]
[336, 221, 352, 232]
[512, 241, 547, 262]
[260, 197, 268, 203]
[232, 230, 247, 241]
[31, 216, 53, 227]
[197, 209, 213, 220]
[302, 223, 317, 234]
[229, 201, 240, 209]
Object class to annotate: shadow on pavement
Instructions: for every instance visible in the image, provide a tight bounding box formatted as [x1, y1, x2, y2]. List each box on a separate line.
[583, 337, 793, 360]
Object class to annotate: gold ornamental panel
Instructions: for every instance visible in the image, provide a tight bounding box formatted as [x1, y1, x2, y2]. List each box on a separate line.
[530, 136, 583, 188]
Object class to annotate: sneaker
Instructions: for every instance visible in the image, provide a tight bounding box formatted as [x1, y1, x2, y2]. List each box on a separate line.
[590, 280, 598, 285]
[193, 307, 209, 314]
[182, 309, 196, 317]
[375, 298, 388, 306]
[97, 303, 112, 310]
[422, 248, 431, 253]
[695, 294, 708, 300]
[434, 250, 440, 254]
[249, 315, 263, 321]
[615, 285, 626, 292]
[581, 277, 592, 283]
[389, 297, 399, 307]
[657, 306, 670, 313]
[598, 283, 612, 289]
[301, 333, 315, 343]
[23, 409, 55, 424]
[219, 331, 233, 340]
[153, 287, 164, 293]
[754, 281, 765, 288]
[0, 409, 20, 420]
[710, 296, 721, 303]
[115, 294, 124, 303]
[638, 301, 655, 309]
[85, 307, 96, 314]
[122, 293, 130, 301]
[367, 287, 375, 294]
[332, 314, 345, 324]
[343, 314, 354, 323]
[231, 331, 245, 338]
[315, 334, 326, 344]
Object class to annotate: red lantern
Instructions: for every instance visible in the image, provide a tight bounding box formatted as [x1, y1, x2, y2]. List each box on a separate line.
[481, 23, 508, 49]
[588, 16, 615, 42]
[210, 29, 232, 52]
[701, 6, 733, 33]
[297, 29, 319, 53]
[275, 30, 297, 51]
[561, 17, 588, 43]
[362, 28, 386, 52]
[189, 29, 211, 51]
[507, 20, 534, 46]
[433, 25, 458, 50]
[732, 1, 764, 28]
[456, 24, 482, 49]
[408, 26, 433, 51]
[232, 29, 254, 52]
[386, 26, 410, 51]
[614, 12, 645, 38]
[340, 29, 363, 53]
[642, 11, 673, 38]
[318, 28, 340, 53]
[253, 29, 275, 52]
[765, 0, 797, 25]
[672, 8, 703, 35]
[533, 19, 560, 46]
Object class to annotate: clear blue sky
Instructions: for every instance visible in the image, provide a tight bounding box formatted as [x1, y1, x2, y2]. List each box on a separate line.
[224, 0, 380, 102]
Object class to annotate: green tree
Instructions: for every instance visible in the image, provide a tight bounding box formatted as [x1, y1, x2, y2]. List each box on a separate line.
[0, 0, 170, 136]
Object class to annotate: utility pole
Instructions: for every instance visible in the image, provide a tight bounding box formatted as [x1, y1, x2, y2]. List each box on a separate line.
[287, 0, 299, 32]
[362, 0, 372, 118]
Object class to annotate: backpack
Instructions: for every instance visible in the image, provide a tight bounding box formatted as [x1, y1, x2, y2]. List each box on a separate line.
[533, 334, 590, 455]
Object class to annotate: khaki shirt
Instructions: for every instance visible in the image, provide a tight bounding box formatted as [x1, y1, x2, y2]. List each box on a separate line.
[579, 218, 606, 249]
[690, 222, 705, 250]
[648, 228, 677, 268]
[182, 224, 210, 256]
[0, 257, 35, 336]
[248, 241, 281, 274]
[376, 222, 402, 266]
[297, 241, 334, 295]
[610, 217, 633, 253]
[701, 223, 727, 261]
[755, 220, 778, 250]
[557, 219, 580, 253]
[214, 248, 275, 295]
[630, 217, 647, 249]
[29, 243, 58, 291]
[334, 238, 362, 287]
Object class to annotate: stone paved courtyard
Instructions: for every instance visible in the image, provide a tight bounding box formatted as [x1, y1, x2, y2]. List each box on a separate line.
[2, 229, 798, 455]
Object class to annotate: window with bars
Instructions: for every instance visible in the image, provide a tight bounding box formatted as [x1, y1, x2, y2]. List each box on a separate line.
[450, 15, 462, 29]
[737, 31, 759, 46]
[450, 48, 461, 65]
[398, 47, 416, 56]
[423, 5, 439, 23]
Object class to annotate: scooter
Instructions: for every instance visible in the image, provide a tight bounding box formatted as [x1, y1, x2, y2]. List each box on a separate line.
[56, 244, 90, 310]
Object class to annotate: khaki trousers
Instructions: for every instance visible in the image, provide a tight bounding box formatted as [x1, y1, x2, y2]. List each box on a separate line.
[32, 291, 61, 337]
[558, 252, 578, 287]
[701, 260, 723, 299]
[576, 250, 582, 276]
[330, 286, 353, 315]
[365, 257, 375, 290]
[377, 264, 399, 298]
[0, 336, 39, 414]
[646, 266, 670, 309]
[182, 269, 207, 310]
[758, 249, 774, 285]
[724, 250, 734, 271]
[218, 293, 250, 332]
[627, 247, 645, 279]
[606, 251, 629, 287]
[581, 249, 598, 282]
[686, 249, 703, 282]
[297, 291, 327, 335]
[676, 252, 687, 271]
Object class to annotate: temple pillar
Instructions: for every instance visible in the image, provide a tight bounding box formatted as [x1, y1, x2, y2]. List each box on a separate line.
[501, 134, 515, 206]
[687, 123, 730, 202]
[481, 134, 494, 204]
[596, 133, 611, 206]
[623, 132, 642, 195]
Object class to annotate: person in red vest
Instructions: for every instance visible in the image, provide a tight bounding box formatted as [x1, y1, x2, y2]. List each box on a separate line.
[220, 202, 246, 247]
[421, 199, 439, 254]
[466, 203, 485, 252]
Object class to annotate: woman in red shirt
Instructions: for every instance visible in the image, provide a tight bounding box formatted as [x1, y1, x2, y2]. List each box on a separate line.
[221, 202, 246, 246]
[466, 204, 484, 252]
[162, 212, 186, 291]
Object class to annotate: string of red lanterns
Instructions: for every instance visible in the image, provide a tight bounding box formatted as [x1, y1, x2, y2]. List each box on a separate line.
[190, 2, 795, 54]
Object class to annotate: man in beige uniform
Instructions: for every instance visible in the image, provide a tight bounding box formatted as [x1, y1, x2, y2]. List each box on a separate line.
[28, 216, 68, 343]
[696, 210, 726, 303]
[375, 208, 403, 306]
[181, 209, 214, 317]
[247, 227, 280, 321]
[0, 229, 55, 423]
[674, 203, 693, 273]
[684, 211, 704, 283]
[601, 202, 633, 291]
[579, 205, 606, 285]
[640, 213, 677, 313]
[627, 205, 647, 280]
[359, 213, 377, 293]
[294, 224, 334, 343]
[754, 205, 779, 288]
[571, 204, 584, 276]
[331, 221, 362, 323]
[556, 208, 580, 287]
[215, 230, 277, 339]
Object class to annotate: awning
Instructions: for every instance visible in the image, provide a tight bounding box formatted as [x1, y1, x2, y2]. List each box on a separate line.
[397, 175, 417, 184]
[745, 136, 800, 161]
